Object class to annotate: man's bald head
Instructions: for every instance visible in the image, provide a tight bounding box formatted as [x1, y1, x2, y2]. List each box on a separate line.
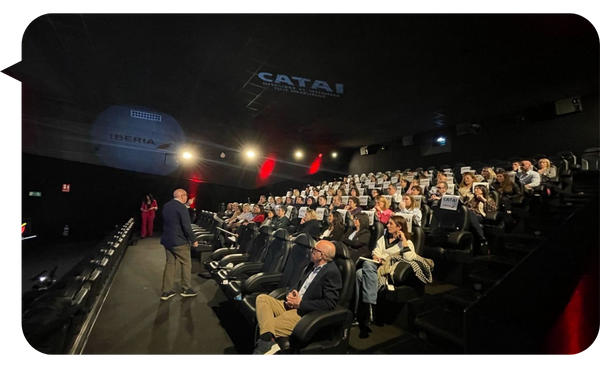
[173, 188, 188, 203]
[315, 240, 336, 262]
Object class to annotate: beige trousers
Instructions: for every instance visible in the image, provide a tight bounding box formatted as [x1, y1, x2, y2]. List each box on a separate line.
[256, 294, 301, 338]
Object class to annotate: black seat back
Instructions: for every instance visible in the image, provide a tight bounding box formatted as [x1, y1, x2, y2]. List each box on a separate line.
[238, 222, 258, 254]
[278, 234, 314, 288]
[247, 225, 273, 262]
[368, 221, 384, 251]
[260, 228, 292, 273]
[430, 204, 469, 233]
[411, 224, 425, 256]
[331, 241, 356, 308]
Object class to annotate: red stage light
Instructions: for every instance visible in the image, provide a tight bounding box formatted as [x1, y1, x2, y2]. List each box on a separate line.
[308, 155, 322, 174]
[259, 155, 276, 180]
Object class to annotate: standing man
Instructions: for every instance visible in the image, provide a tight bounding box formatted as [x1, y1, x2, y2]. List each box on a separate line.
[160, 188, 199, 300]
[253, 240, 341, 354]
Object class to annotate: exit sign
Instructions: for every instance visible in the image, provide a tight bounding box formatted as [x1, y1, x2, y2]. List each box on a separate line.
[29, 191, 42, 197]
[62, 184, 70, 192]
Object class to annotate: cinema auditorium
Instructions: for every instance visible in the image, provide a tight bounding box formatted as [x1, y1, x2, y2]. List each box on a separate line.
[9, 14, 599, 355]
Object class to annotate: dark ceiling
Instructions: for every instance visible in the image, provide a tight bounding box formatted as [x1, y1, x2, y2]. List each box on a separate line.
[6, 14, 599, 188]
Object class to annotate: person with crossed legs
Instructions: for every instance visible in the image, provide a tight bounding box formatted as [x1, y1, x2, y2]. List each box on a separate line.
[253, 240, 341, 354]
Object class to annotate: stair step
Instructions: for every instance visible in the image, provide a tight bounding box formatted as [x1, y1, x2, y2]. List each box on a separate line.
[378, 333, 446, 354]
[414, 309, 465, 349]
[469, 267, 508, 290]
[444, 288, 481, 313]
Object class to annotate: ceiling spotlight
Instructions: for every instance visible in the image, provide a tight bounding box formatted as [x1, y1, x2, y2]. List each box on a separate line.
[182, 152, 192, 159]
[220, 152, 226, 159]
[318, 153, 323, 158]
[331, 152, 338, 158]
[295, 150, 303, 159]
[246, 150, 256, 158]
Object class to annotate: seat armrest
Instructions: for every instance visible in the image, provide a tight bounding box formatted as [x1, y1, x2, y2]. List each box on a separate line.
[447, 231, 473, 250]
[269, 287, 289, 300]
[219, 254, 249, 266]
[229, 262, 263, 278]
[242, 272, 282, 294]
[291, 307, 353, 343]
[211, 247, 239, 261]
[392, 263, 415, 284]
[484, 211, 502, 222]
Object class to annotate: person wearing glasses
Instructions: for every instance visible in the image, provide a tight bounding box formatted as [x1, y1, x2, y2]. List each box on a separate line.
[253, 240, 341, 354]
[159, 189, 199, 301]
[428, 182, 449, 207]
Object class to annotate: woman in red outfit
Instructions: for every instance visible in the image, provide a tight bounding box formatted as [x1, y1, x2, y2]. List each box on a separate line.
[141, 194, 158, 238]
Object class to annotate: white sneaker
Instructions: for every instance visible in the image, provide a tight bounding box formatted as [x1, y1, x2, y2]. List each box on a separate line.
[263, 343, 281, 358]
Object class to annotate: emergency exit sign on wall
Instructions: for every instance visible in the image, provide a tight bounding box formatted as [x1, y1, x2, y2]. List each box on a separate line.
[62, 184, 70, 192]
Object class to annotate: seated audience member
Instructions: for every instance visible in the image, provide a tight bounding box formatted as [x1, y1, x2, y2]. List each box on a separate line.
[285, 196, 294, 206]
[294, 208, 321, 239]
[349, 187, 360, 197]
[491, 170, 521, 197]
[435, 171, 448, 185]
[320, 211, 345, 241]
[398, 178, 409, 194]
[387, 184, 402, 210]
[253, 240, 341, 355]
[396, 194, 423, 227]
[327, 188, 336, 197]
[354, 215, 417, 327]
[410, 185, 423, 196]
[261, 209, 275, 227]
[336, 188, 346, 197]
[224, 203, 254, 231]
[266, 196, 276, 210]
[293, 189, 301, 198]
[458, 172, 477, 200]
[305, 196, 318, 210]
[275, 196, 282, 206]
[428, 181, 448, 207]
[312, 188, 320, 198]
[344, 196, 363, 219]
[407, 178, 419, 194]
[295, 196, 305, 207]
[317, 195, 329, 208]
[271, 206, 291, 231]
[257, 195, 267, 206]
[537, 158, 557, 183]
[223, 203, 242, 226]
[245, 204, 265, 226]
[517, 160, 541, 191]
[465, 184, 497, 247]
[329, 195, 345, 211]
[341, 213, 371, 262]
[511, 161, 521, 174]
[374, 195, 393, 225]
[224, 203, 234, 217]
[369, 175, 377, 183]
[368, 188, 381, 209]
[481, 167, 496, 184]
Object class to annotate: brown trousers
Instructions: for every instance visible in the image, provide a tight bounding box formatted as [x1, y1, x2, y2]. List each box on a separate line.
[161, 244, 192, 293]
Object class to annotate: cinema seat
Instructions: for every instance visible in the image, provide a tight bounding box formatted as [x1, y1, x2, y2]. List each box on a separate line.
[238, 233, 315, 323]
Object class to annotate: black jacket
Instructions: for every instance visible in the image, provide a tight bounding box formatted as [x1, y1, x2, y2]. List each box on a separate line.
[295, 219, 321, 239]
[272, 215, 291, 231]
[160, 199, 196, 249]
[295, 261, 342, 316]
[320, 225, 345, 241]
[342, 228, 371, 262]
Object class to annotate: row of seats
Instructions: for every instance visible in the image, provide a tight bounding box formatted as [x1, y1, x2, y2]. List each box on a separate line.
[22, 219, 135, 354]
[195, 203, 469, 352]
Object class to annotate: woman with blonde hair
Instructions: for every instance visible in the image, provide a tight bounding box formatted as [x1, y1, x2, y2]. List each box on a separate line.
[537, 158, 557, 182]
[396, 194, 423, 226]
[374, 195, 393, 224]
[458, 172, 477, 199]
[293, 208, 321, 239]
